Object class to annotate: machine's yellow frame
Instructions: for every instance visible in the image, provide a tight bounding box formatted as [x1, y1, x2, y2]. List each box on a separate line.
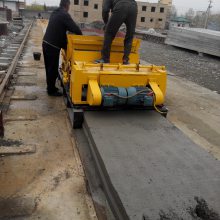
[61, 35, 167, 106]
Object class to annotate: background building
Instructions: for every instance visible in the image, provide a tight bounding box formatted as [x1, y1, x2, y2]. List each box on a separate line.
[70, 0, 102, 23]
[70, 0, 172, 30]
[137, 2, 170, 29]
[0, 0, 25, 12]
[158, 0, 172, 6]
[169, 17, 191, 28]
[0, 7, 12, 21]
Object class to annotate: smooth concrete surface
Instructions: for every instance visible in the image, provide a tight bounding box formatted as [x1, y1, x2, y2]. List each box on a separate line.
[84, 110, 220, 220]
[166, 74, 220, 160]
[165, 27, 220, 57]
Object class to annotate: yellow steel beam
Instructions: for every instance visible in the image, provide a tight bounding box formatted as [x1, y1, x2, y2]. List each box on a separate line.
[87, 80, 102, 106]
[149, 81, 164, 105]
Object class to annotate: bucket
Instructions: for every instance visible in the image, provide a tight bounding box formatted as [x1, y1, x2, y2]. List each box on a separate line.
[33, 52, 41, 61]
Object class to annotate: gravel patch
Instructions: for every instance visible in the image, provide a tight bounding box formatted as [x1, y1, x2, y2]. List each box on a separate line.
[140, 41, 220, 94]
[0, 23, 24, 50]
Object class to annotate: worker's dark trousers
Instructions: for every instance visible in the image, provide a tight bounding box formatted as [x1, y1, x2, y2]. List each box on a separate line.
[42, 42, 60, 93]
[102, 1, 137, 62]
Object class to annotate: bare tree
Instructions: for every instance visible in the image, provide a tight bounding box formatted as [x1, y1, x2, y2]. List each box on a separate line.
[170, 5, 177, 19]
[185, 8, 195, 21]
[204, 0, 212, 29]
[193, 12, 206, 27]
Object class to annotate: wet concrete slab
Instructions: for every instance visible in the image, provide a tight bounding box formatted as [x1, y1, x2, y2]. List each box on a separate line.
[84, 110, 220, 220]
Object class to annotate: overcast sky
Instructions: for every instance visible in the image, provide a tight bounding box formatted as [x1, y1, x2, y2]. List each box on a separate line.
[26, 0, 220, 14]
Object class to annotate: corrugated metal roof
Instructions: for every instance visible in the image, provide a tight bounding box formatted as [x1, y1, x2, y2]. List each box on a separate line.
[171, 17, 191, 23]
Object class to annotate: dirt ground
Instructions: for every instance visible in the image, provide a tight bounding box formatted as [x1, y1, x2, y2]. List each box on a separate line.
[140, 41, 220, 94]
[0, 20, 97, 220]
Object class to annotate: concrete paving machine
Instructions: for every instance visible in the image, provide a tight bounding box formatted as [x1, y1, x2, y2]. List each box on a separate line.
[60, 35, 168, 128]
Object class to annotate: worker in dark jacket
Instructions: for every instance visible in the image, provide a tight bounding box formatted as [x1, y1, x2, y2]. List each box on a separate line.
[95, 0, 137, 64]
[43, 0, 82, 96]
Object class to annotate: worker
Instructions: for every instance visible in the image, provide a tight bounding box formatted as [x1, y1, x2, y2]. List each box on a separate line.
[42, 0, 82, 96]
[95, 0, 137, 64]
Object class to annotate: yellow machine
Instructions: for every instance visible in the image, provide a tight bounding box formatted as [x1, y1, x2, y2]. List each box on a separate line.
[60, 34, 167, 128]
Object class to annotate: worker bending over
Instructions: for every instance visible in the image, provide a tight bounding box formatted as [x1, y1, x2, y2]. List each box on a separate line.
[43, 0, 82, 96]
[95, 0, 137, 64]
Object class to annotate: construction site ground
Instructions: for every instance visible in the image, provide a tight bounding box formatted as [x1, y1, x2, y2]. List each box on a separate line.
[0, 20, 219, 219]
[0, 21, 97, 220]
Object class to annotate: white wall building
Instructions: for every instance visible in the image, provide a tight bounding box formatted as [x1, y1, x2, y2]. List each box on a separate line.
[0, 0, 25, 12]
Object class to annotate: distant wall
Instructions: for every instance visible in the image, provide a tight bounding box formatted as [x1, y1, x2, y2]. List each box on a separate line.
[0, 8, 12, 21]
[19, 9, 52, 19]
[169, 21, 190, 28]
[0, 2, 16, 11]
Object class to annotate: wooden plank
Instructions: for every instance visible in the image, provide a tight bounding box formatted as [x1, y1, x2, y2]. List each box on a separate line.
[11, 94, 38, 100]
[0, 145, 36, 155]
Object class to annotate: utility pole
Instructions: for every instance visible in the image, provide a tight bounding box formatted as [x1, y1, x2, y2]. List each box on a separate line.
[204, 0, 213, 29]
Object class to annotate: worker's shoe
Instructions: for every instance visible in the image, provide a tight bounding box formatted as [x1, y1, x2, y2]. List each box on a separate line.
[47, 87, 63, 96]
[94, 58, 109, 64]
[47, 90, 63, 97]
[123, 59, 130, 65]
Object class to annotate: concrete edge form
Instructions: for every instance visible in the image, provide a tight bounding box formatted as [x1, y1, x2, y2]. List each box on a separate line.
[83, 120, 129, 220]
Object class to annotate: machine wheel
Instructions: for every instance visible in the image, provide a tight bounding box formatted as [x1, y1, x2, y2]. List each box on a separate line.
[67, 108, 84, 129]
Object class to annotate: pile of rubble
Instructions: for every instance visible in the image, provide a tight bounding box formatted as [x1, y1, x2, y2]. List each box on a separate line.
[0, 21, 23, 50]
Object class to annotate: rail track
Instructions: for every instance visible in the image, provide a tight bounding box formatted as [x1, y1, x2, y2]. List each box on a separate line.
[0, 22, 32, 102]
